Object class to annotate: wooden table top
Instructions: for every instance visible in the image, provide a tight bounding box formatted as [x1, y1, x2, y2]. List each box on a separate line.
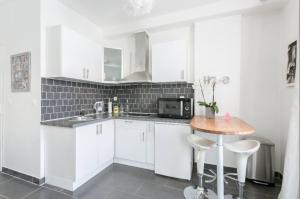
[190, 116, 255, 135]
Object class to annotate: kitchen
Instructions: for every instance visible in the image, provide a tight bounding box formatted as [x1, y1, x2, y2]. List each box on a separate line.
[0, 0, 299, 199]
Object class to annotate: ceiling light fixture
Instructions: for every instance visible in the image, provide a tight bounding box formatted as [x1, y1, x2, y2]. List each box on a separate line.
[123, 0, 155, 16]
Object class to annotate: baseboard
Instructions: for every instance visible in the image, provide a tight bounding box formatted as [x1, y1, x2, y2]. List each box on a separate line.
[45, 159, 113, 192]
[2, 167, 45, 185]
[114, 158, 154, 170]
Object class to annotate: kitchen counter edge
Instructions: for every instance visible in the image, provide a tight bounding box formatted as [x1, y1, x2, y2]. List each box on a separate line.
[41, 115, 191, 128]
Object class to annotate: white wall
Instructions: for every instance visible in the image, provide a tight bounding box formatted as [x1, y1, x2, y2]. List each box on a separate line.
[0, 45, 5, 170]
[240, 12, 282, 172]
[0, 0, 42, 178]
[194, 15, 242, 167]
[41, 0, 104, 76]
[278, 0, 299, 171]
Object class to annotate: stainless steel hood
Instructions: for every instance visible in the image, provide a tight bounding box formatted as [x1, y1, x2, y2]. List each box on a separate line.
[121, 32, 152, 82]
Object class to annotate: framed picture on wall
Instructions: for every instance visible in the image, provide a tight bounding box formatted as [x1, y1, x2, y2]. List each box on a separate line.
[286, 41, 297, 86]
[11, 52, 31, 92]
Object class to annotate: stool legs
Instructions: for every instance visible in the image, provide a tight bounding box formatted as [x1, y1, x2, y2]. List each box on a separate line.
[184, 150, 217, 199]
[237, 182, 245, 199]
[235, 154, 249, 199]
[224, 140, 260, 199]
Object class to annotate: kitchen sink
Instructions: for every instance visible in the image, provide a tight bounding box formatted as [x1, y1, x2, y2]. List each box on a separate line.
[69, 116, 95, 122]
[124, 113, 153, 117]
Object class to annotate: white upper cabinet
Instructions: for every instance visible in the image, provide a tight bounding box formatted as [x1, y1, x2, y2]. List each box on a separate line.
[152, 40, 187, 82]
[46, 25, 102, 82]
[103, 47, 123, 82]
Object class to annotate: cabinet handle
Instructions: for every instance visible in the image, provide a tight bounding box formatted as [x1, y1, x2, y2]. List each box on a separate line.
[124, 120, 133, 123]
[142, 132, 145, 142]
[100, 124, 102, 135]
[87, 69, 90, 79]
[181, 70, 185, 80]
[96, 124, 99, 135]
[83, 68, 86, 79]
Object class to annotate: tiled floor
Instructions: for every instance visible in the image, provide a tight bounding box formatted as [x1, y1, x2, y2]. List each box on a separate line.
[0, 164, 281, 199]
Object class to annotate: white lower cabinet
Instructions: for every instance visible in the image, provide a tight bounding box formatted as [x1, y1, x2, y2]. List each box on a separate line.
[154, 122, 193, 180]
[43, 118, 190, 191]
[97, 120, 115, 166]
[75, 124, 98, 181]
[115, 120, 155, 169]
[43, 120, 114, 191]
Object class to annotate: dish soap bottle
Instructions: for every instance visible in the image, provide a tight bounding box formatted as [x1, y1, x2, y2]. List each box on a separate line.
[113, 96, 119, 115]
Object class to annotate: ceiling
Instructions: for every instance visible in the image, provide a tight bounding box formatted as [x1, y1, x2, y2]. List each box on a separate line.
[58, 0, 220, 29]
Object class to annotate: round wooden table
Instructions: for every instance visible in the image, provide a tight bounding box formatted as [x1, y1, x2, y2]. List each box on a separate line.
[190, 116, 254, 199]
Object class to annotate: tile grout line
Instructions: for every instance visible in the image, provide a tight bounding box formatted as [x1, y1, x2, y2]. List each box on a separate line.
[19, 187, 42, 199]
[0, 194, 9, 199]
[0, 178, 14, 186]
[42, 185, 80, 199]
[0, 173, 39, 187]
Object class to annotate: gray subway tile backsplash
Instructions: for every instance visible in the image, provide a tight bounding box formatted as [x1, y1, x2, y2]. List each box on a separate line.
[41, 78, 194, 121]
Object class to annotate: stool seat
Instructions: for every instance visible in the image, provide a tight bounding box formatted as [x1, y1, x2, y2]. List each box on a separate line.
[187, 134, 216, 151]
[225, 140, 260, 155]
[184, 134, 216, 199]
[224, 139, 260, 199]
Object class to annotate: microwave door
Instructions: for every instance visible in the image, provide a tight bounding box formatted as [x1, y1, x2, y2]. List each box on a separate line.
[159, 100, 181, 117]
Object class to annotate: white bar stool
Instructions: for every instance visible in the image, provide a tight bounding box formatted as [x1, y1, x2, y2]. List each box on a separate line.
[224, 140, 260, 199]
[184, 134, 217, 199]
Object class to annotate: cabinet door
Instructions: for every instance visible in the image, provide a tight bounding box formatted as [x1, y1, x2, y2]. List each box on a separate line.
[75, 124, 98, 181]
[152, 40, 187, 82]
[61, 26, 86, 80]
[83, 39, 102, 82]
[98, 120, 114, 166]
[47, 25, 101, 81]
[146, 122, 155, 164]
[103, 48, 122, 81]
[115, 120, 146, 163]
[154, 123, 193, 180]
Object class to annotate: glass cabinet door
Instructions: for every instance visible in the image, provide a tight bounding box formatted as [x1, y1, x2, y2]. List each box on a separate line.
[103, 47, 122, 81]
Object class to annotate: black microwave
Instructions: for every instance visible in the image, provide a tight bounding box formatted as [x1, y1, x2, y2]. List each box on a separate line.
[157, 98, 194, 119]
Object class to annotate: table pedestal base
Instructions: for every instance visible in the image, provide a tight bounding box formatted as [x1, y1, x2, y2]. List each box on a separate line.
[184, 185, 216, 199]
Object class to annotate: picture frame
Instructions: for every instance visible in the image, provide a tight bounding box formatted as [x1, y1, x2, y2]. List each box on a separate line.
[286, 41, 297, 86]
[11, 52, 31, 92]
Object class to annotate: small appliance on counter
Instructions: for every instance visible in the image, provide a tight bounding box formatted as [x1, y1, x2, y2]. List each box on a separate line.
[93, 101, 104, 113]
[157, 98, 193, 119]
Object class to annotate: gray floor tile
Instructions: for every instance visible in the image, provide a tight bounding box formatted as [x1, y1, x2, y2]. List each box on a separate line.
[0, 164, 279, 199]
[0, 178, 39, 199]
[136, 182, 184, 199]
[74, 176, 113, 199]
[0, 173, 13, 184]
[42, 184, 64, 192]
[105, 190, 147, 199]
[24, 188, 74, 199]
[164, 178, 192, 191]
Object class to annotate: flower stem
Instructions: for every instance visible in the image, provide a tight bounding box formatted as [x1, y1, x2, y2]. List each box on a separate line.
[199, 81, 206, 103]
[212, 82, 216, 103]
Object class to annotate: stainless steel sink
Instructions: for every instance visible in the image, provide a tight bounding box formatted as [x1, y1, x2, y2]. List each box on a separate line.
[124, 113, 153, 117]
[69, 116, 95, 122]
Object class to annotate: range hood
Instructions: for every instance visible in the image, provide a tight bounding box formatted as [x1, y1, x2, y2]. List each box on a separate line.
[121, 32, 152, 82]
